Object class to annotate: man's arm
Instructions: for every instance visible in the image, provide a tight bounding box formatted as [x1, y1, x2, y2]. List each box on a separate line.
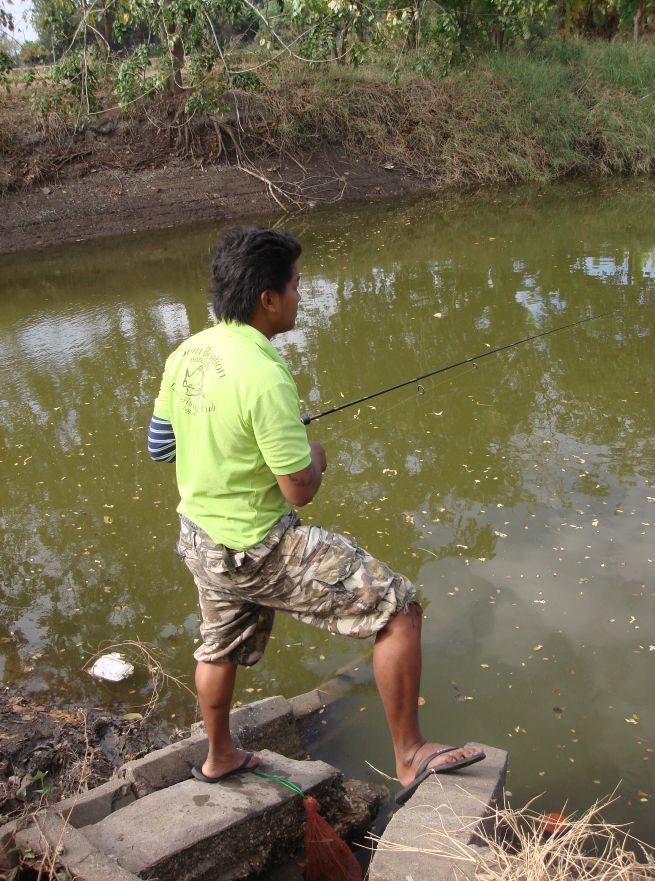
[147, 415, 177, 462]
[275, 441, 327, 507]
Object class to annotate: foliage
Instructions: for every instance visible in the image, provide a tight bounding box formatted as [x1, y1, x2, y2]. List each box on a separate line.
[21, 39, 50, 65]
[6, 0, 655, 122]
[0, 3, 14, 89]
[115, 43, 160, 108]
[0, 2, 13, 31]
[32, 0, 80, 60]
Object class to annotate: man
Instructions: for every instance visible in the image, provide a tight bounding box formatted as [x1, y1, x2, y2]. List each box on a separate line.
[149, 226, 484, 805]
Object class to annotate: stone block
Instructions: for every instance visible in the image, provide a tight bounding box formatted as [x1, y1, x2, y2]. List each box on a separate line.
[369, 744, 508, 881]
[288, 689, 326, 719]
[14, 812, 141, 881]
[192, 695, 303, 758]
[229, 696, 303, 758]
[82, 750, 345, 881]
[119, 697, 303, 800]
[50, 777, 137, 828]
[118, 729, 209, 798]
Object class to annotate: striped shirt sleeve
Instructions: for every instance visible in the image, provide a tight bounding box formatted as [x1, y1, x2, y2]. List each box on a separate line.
[148, 415, 176, 462]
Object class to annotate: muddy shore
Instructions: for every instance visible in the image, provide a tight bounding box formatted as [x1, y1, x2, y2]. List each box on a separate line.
[0, 154, 428, 256]
[0, 686, 174, 820]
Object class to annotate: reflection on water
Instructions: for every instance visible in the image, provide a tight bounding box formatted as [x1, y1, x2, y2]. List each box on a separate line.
[1, 179, 654, 841]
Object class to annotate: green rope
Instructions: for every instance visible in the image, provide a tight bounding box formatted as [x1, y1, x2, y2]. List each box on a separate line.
[252, 768, 305, 798]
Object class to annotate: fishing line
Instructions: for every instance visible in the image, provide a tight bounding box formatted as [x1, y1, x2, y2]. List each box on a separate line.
[317, 361, 478, 447]
[301, 309, 620, 426]
[315, 362, 480, 479]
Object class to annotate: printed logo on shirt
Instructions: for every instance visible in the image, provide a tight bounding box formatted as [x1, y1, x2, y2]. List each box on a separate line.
[177, 347, 222, 416]
[183, 365, 206, 397]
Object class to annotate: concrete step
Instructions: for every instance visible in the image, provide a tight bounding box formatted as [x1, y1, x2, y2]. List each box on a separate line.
[369, 743, 508, 881]
[82, 750, 345, 881]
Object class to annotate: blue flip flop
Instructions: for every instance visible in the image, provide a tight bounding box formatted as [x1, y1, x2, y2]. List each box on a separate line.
[191, 752, 256, 784]
[395, 746, 486, 805]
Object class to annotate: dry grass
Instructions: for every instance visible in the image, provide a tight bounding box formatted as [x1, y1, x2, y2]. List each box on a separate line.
[2, 40, 654, 195]
[243, 41, 655, 186]
[370, 791, 655, 881]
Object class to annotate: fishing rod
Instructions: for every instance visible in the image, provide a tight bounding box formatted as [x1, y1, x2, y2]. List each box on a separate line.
[301, 308, 619, 426]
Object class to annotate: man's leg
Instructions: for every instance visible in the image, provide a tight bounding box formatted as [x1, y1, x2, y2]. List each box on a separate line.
[195, 659, 262, 778]
[373, 603, 483, 787]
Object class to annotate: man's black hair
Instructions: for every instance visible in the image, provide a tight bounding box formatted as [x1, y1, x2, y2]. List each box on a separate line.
[210, 226, 302, 324]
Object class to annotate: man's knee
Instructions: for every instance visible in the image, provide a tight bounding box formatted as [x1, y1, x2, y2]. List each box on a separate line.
[379, 600, 422, 637]
[409, 599, 423, 617]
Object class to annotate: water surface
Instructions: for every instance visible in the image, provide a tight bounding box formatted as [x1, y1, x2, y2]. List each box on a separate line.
[1, 179, 654, 841]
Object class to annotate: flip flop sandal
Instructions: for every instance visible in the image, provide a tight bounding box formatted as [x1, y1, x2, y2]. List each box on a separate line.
[191, 752, 256, 784]
[395, 746, 486, 805]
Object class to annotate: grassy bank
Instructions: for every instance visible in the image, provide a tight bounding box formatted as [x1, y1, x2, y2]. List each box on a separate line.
[1, 39, 654, 194]
[252, 39, 655, 184]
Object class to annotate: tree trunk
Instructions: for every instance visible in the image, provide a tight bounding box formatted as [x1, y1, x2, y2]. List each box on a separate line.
[161, 0, 184, 95]
[92, 8, 114, 59]
[634, 0, 645, 40]
[336, 22, 350, 64]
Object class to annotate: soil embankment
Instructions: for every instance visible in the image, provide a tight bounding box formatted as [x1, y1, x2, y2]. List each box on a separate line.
[0, 686, 172, 819]
[0, 151, 425, 255]
[2, 40, 654, 255]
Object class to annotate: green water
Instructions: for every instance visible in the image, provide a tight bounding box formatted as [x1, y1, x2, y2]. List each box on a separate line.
[1, 180, 654, 842]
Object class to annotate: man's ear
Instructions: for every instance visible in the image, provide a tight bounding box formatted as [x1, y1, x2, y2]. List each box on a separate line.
[259, 289, 280, 313]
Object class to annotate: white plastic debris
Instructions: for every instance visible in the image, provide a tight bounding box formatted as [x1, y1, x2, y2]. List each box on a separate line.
[88, 653, 134, 682]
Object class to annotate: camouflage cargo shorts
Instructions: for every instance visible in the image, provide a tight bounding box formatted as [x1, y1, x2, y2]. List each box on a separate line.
[176, 512, 416, 666]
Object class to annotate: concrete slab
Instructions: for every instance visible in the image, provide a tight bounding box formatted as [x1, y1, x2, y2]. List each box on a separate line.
[191, 695, 303, 759]
[111, 696, 300, 802]
[369, 744, 508, 881]
[51, 777, 137, 828]
[117, 729, 210, 798]
[82, 750, 345, 881]
[43, 693, 318, 840]
[14, 812, 141, 881]
[230, 696, 303, 758]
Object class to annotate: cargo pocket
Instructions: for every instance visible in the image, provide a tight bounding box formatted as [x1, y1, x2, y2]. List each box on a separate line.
[201, 545, 244, 575]
[311, 535, 358, 586]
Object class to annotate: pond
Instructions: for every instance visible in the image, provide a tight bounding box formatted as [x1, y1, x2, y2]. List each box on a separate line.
[1, 179, 654, 843]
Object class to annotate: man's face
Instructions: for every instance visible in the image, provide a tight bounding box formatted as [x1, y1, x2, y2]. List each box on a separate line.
[274, 264, 301, 334]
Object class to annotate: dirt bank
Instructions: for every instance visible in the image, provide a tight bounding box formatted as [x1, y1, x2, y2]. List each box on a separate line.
[0, 152, 427, 256]
[0, 686, 173, 820]
[3, 38, 654, 256]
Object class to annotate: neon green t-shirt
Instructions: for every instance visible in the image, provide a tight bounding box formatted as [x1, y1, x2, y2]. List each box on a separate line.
[153, 322, 311, 550]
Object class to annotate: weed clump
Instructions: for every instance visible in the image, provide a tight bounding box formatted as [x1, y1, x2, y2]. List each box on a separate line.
[371, 790, 655, 881]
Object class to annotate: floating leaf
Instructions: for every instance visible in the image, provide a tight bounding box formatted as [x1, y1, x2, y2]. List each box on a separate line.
[542, 812, 569, 835]
[122, 712, 143, 722]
